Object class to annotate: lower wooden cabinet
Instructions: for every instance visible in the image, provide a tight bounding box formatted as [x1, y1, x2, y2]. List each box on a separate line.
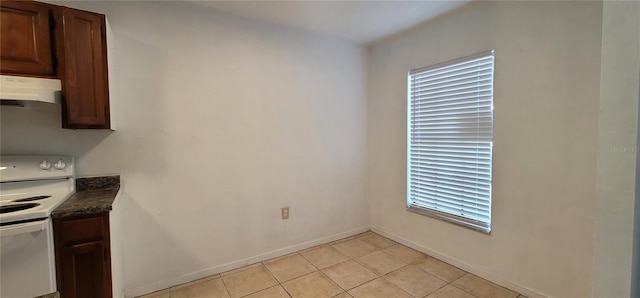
[53, 212, 112, 298]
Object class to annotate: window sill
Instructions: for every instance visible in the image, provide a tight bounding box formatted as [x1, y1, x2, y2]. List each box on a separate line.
[407, 205, 491, 234]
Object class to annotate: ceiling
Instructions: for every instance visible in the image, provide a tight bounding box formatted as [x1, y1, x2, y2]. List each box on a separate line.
[185, 1, 471, 45]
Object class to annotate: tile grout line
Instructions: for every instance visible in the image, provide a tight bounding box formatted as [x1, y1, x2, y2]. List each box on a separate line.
[447, 273, 483, 298]
[261, 258, 293, 298]
[326, 263, 376, 293]
[298, 244, 352, 271]
[294, 251, 321, 272]
[292, 252, 352, 296]
[218, 274, 233, 298]
[139, 231, 521, 298]
[411, 256, 464, 284]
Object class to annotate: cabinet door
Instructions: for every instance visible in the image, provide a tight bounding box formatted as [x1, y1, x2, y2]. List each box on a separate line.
[0, 1, 54, 76]
[54, 212, 112, 298]
[56, 7, 110, 129]
[60, 241, 107, 298]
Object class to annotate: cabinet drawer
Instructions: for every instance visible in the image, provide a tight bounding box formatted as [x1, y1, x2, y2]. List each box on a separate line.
[56, 214, 106, 245]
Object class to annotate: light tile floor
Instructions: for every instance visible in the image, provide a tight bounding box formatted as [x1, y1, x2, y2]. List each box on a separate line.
[138, 232, 526, 298]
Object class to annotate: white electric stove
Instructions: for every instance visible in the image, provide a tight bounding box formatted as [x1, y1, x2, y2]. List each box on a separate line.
[0, 155, 75, 298]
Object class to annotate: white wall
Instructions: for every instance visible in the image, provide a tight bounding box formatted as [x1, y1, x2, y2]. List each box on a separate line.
[367, 2, 602, 297]
[0, 1, 369, 296]
[593, 1, 640, 297]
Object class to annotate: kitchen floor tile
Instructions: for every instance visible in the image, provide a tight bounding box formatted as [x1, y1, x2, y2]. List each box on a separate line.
[322, 260, 378, 290]
[413, 257, 466, 282]
[137, 289, 170, 298]
[282, 272, 343, 298]
[332, 239, 379, 259]
[264, 253, 317, 283]
[300, 245, 350, 269]
[136, 232, 524, 298]
[243, 285, 290, 298]
[171, 276, 229, 298]
[357, 233, 396, 249]
[452, 273, 519, 298]
[383, 244, 427, 264]
[347, 278, 413, 298]
[384, 265, 447, 297]
[426, 284, 476, 298]
[221, 265, 277, 298]
[355, 251, 406, 275]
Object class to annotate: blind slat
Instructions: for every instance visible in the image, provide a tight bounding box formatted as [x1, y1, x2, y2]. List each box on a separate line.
[409, 188, 491, 208]
[410, 180, 491, 198]
[412, 105, 492, 114]
[412, 75, 493, 92]
[411, 93, 492, 107]
[411, 148, 491, 155]
[410, 152, 491, 162]
[411, 171, 492, 186]
[411, 86, 493, 102]
[410, 191, 490, 214]
[411, 67, 493, 86]
[411, 102, 493, 114]
[411, 58, 494, 79]
[410, 167, 491, 180]
[411, 98, 493, 111]
[409, 191, 490, 218]
[409, 200, 490, 222]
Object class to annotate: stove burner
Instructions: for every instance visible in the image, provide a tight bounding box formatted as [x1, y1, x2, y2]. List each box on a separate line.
[0, 203, 40, 214]
[13, 196, 51, 202]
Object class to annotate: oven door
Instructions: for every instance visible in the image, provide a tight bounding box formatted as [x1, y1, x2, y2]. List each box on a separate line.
[0, 219, 56, 298]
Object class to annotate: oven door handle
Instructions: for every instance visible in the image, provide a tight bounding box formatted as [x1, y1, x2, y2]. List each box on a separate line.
[0, 220, 47, 237]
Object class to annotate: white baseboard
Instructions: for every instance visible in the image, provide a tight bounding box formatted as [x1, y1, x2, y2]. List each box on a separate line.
[370, 226, 549, 298]
[124, 225, 549, 298]
[124, 226, 370, 298]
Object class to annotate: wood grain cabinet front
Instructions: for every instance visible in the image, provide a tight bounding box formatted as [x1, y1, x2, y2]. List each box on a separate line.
[55, 7, 110, 129]
[0, 1, 111, 129]
[0, 1, 55, 77]
[53, 212, 112, 298]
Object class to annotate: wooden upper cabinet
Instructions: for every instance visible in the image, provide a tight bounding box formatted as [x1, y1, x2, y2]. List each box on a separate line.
[0, 1, 55, 77]
[56, 7, 110, 129]
[0, 1, 111, 129]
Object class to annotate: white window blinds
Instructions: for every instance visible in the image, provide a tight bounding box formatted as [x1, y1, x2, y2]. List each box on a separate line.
[407, 50, 494, 233]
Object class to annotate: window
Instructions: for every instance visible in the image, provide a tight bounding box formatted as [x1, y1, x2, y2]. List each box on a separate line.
[407, 50, 494, 233]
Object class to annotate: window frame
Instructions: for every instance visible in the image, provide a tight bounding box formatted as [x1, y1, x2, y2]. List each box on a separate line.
[406, 50, 495, 234]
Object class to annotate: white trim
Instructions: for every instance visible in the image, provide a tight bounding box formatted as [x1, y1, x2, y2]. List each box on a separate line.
[370, 226, 549, 298]
[124, 226, 370, 298]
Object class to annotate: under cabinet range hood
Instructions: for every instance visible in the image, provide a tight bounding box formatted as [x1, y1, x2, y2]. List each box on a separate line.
[0, 75, 62, 106]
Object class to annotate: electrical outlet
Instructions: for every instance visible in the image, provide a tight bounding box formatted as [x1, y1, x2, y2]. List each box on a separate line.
[281, 207, 289, 219]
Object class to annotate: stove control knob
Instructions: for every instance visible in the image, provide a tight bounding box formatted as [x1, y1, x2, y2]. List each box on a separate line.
[54, 160, 66, 170]
[39, 160, 51, 170]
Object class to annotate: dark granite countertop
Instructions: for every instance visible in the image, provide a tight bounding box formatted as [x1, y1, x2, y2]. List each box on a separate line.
[51, 176, 120, 219]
